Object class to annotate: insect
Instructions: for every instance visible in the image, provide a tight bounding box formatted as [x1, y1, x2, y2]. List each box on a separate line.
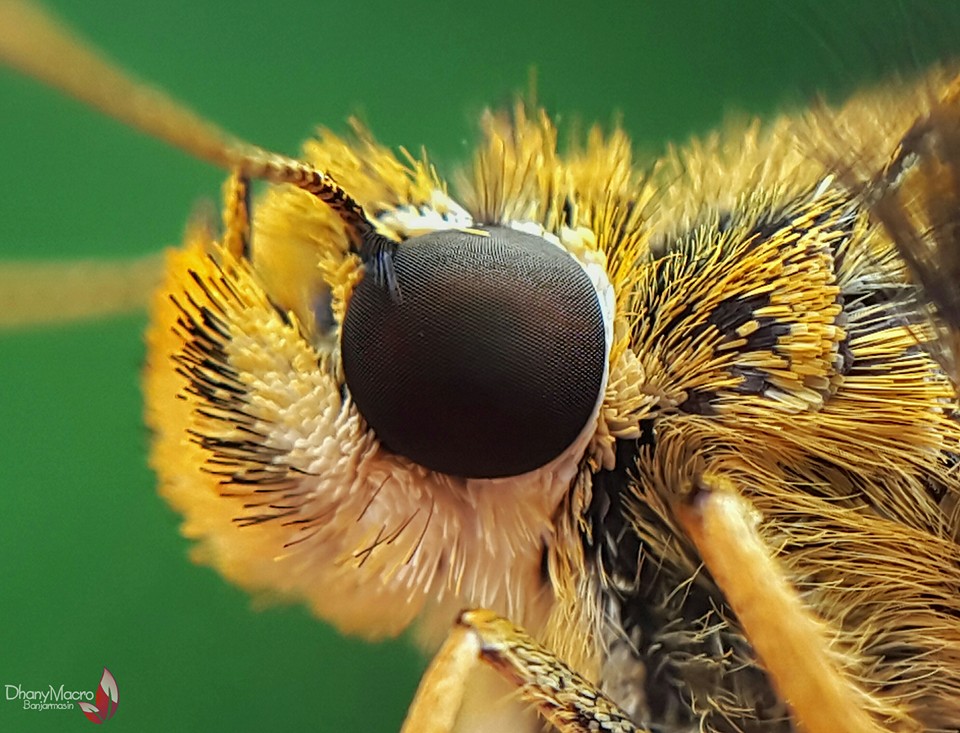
[5, 1, 960, 732]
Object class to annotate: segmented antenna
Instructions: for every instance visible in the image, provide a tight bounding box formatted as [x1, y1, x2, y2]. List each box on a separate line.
[0, 0, 376, 247]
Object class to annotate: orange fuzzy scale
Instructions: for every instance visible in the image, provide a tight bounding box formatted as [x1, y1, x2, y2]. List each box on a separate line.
[143, 135, 596, 647]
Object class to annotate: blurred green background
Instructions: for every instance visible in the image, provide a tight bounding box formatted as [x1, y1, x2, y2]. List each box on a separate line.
[2, 1, 960, 731]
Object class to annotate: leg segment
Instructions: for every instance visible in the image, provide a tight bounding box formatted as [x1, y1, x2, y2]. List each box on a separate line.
[676, 474, 885, 733]
[401, 609, 646, 733]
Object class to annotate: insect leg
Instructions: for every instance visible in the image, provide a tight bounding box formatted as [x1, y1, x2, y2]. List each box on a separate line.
[401, 609, 646, 733]
[676, 475, 885, 733]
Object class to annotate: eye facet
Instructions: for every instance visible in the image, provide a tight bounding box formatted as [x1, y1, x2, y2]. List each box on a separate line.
[341, 226, 608, 478]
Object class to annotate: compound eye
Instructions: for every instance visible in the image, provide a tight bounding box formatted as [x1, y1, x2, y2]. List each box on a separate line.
[341, 226, 607, 478]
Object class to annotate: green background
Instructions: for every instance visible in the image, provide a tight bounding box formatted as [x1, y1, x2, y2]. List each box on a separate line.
[2, 1, 960, 731]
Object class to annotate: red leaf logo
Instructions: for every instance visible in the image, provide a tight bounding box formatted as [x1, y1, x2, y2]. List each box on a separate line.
[77, 701, 102, 724]
[78, 668, 119, 724]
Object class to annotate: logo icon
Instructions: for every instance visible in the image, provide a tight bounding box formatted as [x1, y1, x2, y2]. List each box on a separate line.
[76, 668, 118, 724]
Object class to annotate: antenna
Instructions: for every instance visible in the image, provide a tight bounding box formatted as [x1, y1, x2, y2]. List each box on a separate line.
[0, 0, 376, 245]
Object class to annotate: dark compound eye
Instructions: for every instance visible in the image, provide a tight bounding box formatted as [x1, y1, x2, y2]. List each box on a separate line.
[341, 226, 608, 478]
